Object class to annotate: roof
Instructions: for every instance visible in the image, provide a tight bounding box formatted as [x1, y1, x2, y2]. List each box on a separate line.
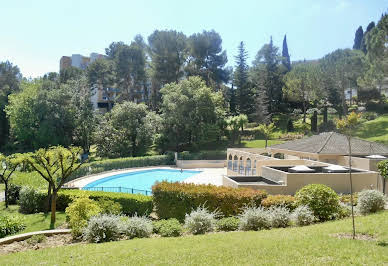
[269, 132, 388, 155]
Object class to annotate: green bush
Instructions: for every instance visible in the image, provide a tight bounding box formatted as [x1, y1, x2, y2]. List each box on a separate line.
[178, 151, 226, 160]
[184, 206, 218, 235]
[96, 199, 122, 215]
[339, 193, 358, 206]
[295, 184, 340, 221]
[153, 219, 183, 237]
[268, 206, 291, 228]
[19, 186, 46, 214]
[216, 217, 240, 232]
[362, 112, 378, 121]
[8, 184, 21, 205]
[357, 190, 387, 215]
[291, 205, 315, 226]
[152, 182, 267, 221]
[121, 215, 153, 239]
[65, 196, 102, 237]
[83, 214, 122, 243]
[70, 154, 174, 181]
[0, 214, 26, 238]
[238, 206, 270, 231]
[26, 234, 47, 245]
[261, 195, 296, 210]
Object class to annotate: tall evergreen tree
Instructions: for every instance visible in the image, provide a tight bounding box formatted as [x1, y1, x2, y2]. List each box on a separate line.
[353, 26, 363, 50]
[361, 21, 376, 54]
[229, 84, 237, 115]
[233, 41, 253, 115]
[282, 35, 291, 71]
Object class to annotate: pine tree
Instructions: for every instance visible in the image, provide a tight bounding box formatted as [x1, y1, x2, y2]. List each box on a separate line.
[282, 35, 291, 71]
[361, 21, 375, 54]
[234, 41, 253, 115]
[229, 84, 237, 115]
[353, 26, 363, 50]
[253, 87, 270, 124]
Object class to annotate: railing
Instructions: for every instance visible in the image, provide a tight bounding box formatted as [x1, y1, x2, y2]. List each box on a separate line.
[82, 186, 152, 196]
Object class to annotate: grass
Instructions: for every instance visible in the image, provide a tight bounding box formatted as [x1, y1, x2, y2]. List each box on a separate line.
[0, 203, 66, 234]
[356, 115, 388, 144]
[10, 172, 47, 190]
[0, 211, 387, 265]
[239, 139, 284, 148]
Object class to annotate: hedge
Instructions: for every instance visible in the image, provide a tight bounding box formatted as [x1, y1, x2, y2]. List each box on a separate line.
[69, 154, 175, 182]
[21, 189, 153, 216]
[261, 195, 296, 210]
[178, 151, 226, 160]
[152, 182, 267, 221]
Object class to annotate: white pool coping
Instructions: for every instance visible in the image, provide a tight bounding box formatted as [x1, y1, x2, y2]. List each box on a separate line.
[65, 166, 226, 190]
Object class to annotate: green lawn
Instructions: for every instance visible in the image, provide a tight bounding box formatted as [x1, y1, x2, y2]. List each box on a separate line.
[0, 183, 4, 192]
[1, 211, 387, 265]
[356, 115, 388, 144]
[240, 139, 284, 148]
[0, 203, 66, 234]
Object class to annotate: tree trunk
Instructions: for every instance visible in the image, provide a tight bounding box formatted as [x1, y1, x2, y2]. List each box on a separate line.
[348, 137, 356, 239]
[46, 183, 52, 213]
[4, 181, 8, 208]
[265, 138, 268, 148]
[303, 101, 307, 123]
[323, 106, 328, 124]
[50, 190, 57, 229]
[383, 177, 386, 195]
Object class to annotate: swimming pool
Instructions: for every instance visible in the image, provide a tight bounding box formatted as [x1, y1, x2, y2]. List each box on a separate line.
[82, 169, 201, 195]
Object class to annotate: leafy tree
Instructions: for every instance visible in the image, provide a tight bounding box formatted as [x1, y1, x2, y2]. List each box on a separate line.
[282, 35, 291, 71]
[226, 114, 248, 145]
[159, 76, 225, 151]
[6, 81, 75, 150]
[228, 84, 237, 115]
[353, 26, 364, 50]
[336, 112, 361, 239]
[361, 21, 375, 54]
[257, 123, 275, 148]
[251, 37, 283, 116]
[377, 160, 388, 195]
[0, 61, 21, 148]
[233, 41, 253, 115]
[59, 66, 83, 84]
[283, 62, 323, 122]
[148, 30, 187, 109]
[26, 146, 83, 227]
[105, 41, 126, 59]
[186, 30, 230, 90]
[87, 58, 116, 111]
[95, 102, 160, 158]
[114, 42, 147, 102]
[0, 153, 23, 208]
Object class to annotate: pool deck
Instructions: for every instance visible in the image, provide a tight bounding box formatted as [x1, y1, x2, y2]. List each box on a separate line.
[65, 166, 226, 189]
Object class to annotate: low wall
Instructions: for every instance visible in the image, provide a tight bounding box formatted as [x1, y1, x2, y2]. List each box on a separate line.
[176, 160, 225, 169]
[337, 156, 385, 172]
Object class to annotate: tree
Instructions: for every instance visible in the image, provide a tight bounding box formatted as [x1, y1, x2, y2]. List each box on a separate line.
[6, 80, 75, 150]
[186, 30, 230, 90]
[26, 146, 83, 227]
[353, 26, 363, 50]
[0, 153, 23, 208]
[361, 21, 375, 54]
[257, 123, 275, 148]
[336, 112, 361, 239]
[59, 66, 83, 84]
[226, 114, 248, 145]
[0, 61, 21, 148]
[159, 76, 225, 151]
[283, 62, 323, 122]
[105, 41, 126, 59]
[233, 41, 253, 115]
[148, 30, 187, 109]
[377, 160, 388, 195]
[251, 37, 283, 116]
[87, 58, 116, 111]
[282, 35, 291, 71]
[114, 42, 147, 102]
[95, 102, 160, 158]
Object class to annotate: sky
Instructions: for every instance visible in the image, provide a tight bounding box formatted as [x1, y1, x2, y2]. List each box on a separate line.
[1, 0, 387, 78]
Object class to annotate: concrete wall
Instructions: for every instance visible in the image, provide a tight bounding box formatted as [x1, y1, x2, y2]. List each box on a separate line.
[337, 156, 385, 172]
[176, 160, 225, 169]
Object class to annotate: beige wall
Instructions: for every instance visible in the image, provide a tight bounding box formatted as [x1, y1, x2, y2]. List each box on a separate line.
[337, 156, 385, 172]
[177, 160, 225, 169]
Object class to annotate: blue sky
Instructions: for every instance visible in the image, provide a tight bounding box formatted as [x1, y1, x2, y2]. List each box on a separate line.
[1, 0, 387, 78]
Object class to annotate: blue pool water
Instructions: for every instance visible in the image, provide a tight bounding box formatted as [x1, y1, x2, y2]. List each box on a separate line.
[83, 169, 201, 195]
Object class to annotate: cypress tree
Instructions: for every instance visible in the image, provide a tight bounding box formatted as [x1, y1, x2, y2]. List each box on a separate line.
[361, 21, 376, 53]
[282, 35, 291, 71]
[353, 26, 363, 50]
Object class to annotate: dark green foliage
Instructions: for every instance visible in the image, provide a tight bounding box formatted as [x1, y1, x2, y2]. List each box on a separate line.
[311, 111, 318, 132]
[365, 101, 388, 113]
[19, 186, 45, 214]
[295, 184, 340, 221]
[287, 119, 294, 132]
[59, 66, 83, 84]
[282, 35, 291, 71]
[8, 184, 21, 204]
[153, 219, 183, 237]
[216, 217, 240, 232]
[318, 120, 336, 133]
[0, 214, 26, 238]
[96, 199, 122, 215]
[152, 181, 267, 221]
[353, 26, 363, 50]
[362, 21, 375, 53]
[178, 150, 226, 160]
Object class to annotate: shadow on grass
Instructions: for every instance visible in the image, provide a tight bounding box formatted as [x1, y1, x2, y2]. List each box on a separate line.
[356, 120, 388, 142]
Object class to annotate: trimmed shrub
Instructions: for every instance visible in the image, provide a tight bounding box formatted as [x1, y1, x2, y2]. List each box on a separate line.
[83, 214, 122, 243]
[339, 193, 358, 206]
[261, 195, 296, 210]
[216, 217, 240, 232]
[70, 154, 174, 181]
[238, 206, 270, 231]
[357, 190, 387, 215]
[8, 184, 21, 205]
[153, 182, 267, 221]
[65, 196, 102, 237]
[96, 199, 122, 215]
[184, 206, 218, 235]
[56, 190, 152, 216]
[295, 184, 340, 221]
[291, 205, 315, 226]
[268, 206, 291, 228]
[0, 215, 26, 238]
[152, 219, 183, 237]
[121, 215, 153, 239]
[19, 187, 45, 214]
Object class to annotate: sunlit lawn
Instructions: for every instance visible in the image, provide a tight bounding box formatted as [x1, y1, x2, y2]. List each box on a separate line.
[356, 115, 388, 144]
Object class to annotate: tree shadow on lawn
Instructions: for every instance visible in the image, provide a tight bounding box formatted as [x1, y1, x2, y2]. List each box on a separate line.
[356, 120, 388, 143]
